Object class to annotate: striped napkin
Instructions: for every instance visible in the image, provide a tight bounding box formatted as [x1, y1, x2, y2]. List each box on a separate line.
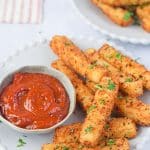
[0, 0, 43, 24]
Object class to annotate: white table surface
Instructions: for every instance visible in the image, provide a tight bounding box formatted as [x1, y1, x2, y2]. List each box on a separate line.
[0, 0, 149, 149]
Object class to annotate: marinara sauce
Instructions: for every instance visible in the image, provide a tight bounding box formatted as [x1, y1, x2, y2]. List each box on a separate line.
[0, 73, 69, 129]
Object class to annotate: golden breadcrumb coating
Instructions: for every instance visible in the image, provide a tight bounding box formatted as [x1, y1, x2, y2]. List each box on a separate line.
[92, 0, 133, 26]
[51, 60, 94, 111]
[53, 118, 136, 144]
[85, 49, 143, 97]
[116, 96, 150, 126]
[100, 0, 150, 6]
[79, 91, 115, 146]
[137, 4, 150, 32]
[50, 35, 107, 83]
[42, 138, 130, 150]
[99, 44, 150, 90]
[104, 118, 137, 139]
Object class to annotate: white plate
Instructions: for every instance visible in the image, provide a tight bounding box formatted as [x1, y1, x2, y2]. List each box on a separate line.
[0, 36, 150, 150]
[72, 0, 150, 44]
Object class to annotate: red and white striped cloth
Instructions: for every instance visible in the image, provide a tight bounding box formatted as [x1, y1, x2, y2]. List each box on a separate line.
[0, 0, 43, 24]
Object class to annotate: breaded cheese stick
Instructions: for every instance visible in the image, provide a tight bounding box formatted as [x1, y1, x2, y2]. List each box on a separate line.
[51, 60, 94, 111]
[53, 118, 136, 144]
[85, 49, 143, 97]
[104, 118, 137, 139]
[80, 87, 117, 147]
[50, 35, 107, 83]
[100, 0, 150, 6]
[92, 0, 133, 26]
[137, 4, 150, 32]
[115, 96, 150, 126]
[79, 76, 119, 146]
[42, 138, 129, 150]
[99, 44, 150, 89]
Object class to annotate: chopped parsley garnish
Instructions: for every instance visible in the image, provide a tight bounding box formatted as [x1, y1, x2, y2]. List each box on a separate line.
[107, 80, 116, 90]
[125, 78, 133, 82]
[95, 84, 103, 90]
[55, 145, 60, 149]
[85, 125, 93, 134]
[88, 61, 98, 69]
[87, 105, 96, 114]
[0, 120, 2, 123]
[62, 146, 70, 150]
[107, 139, 115, 146]
[116, 53, 122, 60]
[99, 99, 105, 105]
[123, 12, 133, 21]
[17, 138, 26, 147]
[105, 124, 110, 130]
[103, 63, 109, 69]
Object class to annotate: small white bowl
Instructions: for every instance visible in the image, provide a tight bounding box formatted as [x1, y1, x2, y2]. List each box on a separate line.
[0, 66, 76, 134]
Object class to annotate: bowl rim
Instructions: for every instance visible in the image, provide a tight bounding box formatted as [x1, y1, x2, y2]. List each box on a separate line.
[0, 65, 76, 134]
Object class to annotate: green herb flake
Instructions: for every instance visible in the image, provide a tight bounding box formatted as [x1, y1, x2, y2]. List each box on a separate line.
[103, 63, 109, 69]
[116, 53, 122, 60]
[62, 146, 70, 150]
[95, 84, 103, 90]
[118, 95, 123, 99]
[123, 12, 133, 21]
[85, 125, 93, 134]
[88, 61, 98, 69]
[125, 78, 133, 82]
[105, 124, 110, 130]
[107, 80, 116, 90]
[55, 145, 60, 150]
[107, 139, 115, 146]
[99, 99, 106, 105]
[87, 105, 96, 114]
[0, 120, 2, 123]
[17, 138, 26, 147]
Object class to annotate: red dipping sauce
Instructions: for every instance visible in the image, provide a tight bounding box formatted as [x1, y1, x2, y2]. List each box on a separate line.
[0, 73, 69, 129]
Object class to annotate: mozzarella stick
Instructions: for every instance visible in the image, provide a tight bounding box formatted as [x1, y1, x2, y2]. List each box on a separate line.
[99, 44, 150, 89]
[100, 0, 150, 6]
[42, 138, 129, 150]
[85, 49, 143, 97]
[53, 118, 136, 144]
[92, 0, 133, 26]
[115, 96, 150, 126]
[50, 35, 107, 83]
[79, 89, 116, 146]
[80, 77, 118, 146]
[79, 76, 118, 146]
[104, 118, 137, 139]
[51, 60, 94, 111]
[136, 4, 150, 32]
